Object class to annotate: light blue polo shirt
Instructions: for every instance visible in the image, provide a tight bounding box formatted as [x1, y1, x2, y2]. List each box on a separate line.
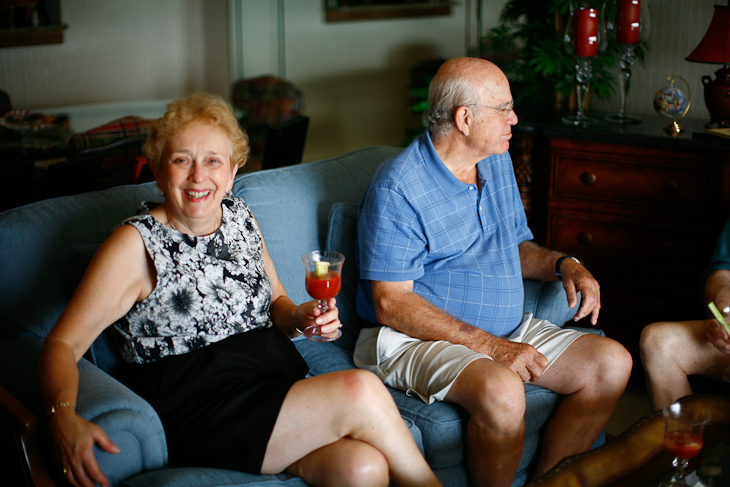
[356, 132, 533, 337]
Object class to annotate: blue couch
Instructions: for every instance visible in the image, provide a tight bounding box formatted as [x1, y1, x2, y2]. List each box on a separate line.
[0, 146, 601, 487]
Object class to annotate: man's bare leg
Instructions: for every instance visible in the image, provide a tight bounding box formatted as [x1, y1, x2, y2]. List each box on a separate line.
[530, 334, 632, 478]
[445, 358, 526, 487]
[641, 320, 730, 411]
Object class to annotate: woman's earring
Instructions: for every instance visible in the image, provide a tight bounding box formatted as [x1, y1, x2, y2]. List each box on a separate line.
[158, 189, 165, 197]
[226, 190, 233, 198]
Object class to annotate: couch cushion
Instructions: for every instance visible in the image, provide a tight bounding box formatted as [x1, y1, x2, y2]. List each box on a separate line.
[121, 468, 308, 487]
[232, 147, 401, 307]
[325, 203, 365, 350]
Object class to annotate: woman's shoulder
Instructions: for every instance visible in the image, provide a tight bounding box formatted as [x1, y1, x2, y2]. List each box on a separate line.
[223, 196, 254, 220]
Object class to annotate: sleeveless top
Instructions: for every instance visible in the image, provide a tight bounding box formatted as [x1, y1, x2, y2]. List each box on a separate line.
[113, 198, 274, 364]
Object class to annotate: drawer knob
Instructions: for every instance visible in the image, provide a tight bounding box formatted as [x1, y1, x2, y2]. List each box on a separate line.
[664, 181, 679, 193]
[580, 172, 597, 185]
[578, 232, 593, 246]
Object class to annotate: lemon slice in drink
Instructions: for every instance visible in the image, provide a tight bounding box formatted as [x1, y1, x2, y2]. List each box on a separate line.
[315, 261, 330, 277]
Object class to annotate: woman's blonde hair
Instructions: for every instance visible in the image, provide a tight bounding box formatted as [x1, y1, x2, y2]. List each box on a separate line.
[143, 92, 250, 173]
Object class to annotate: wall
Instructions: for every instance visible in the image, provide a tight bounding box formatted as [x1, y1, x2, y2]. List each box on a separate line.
[0, 0, 719, 164]
[0, 0, 221, 108]
[232, 0, 504, 161]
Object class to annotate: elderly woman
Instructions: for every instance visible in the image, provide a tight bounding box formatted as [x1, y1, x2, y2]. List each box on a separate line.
[39, 93, 441, 487]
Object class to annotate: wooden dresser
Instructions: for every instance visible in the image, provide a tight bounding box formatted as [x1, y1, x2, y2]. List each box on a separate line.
[516, 117, 730, 364]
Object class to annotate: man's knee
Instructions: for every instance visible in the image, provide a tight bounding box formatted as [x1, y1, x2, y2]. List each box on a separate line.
[640, 321, 678, 360]
[587, 336, 632, 389]
[467, 368, 526, 427]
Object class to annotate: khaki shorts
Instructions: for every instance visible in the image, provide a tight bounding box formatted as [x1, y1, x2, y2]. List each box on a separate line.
[353, 313, 586, 404]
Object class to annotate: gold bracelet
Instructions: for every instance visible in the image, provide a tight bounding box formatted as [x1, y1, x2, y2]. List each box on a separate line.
[48, 401, 75, 416]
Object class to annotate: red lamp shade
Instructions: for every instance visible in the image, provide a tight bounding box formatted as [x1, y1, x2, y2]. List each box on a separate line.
[686, 5, 730, 64]
[687, 4, 730, 127]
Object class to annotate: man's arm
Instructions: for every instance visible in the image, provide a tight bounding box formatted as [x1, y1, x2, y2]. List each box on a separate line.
[370, 280, 549, 382]
[518, 241, 601, 325]
[705, 269, 730, 353]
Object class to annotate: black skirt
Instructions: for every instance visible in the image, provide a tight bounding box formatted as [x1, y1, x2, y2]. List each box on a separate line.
[120, 327, 309, 473]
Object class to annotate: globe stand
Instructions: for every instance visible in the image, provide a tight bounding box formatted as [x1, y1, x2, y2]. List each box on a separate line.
[654, 75, 691, 138]
[663, 120, 684, 138]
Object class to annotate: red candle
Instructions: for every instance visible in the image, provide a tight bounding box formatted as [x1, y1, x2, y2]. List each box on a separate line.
[574, 8, 598, 57]
[617, 0, 641, 44]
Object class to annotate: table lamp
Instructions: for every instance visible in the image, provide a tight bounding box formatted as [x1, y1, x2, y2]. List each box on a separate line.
[686, 3, 730, 128]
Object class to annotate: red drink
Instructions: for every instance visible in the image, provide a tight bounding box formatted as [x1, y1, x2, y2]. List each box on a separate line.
[305, 271, 342, 300]
[617, 0, 641, 44]
[574, 8, 598, 57]
[664, 430, 703, 460]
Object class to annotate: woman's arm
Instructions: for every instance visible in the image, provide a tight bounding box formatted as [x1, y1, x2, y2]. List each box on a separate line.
[39, 224, 156, 487]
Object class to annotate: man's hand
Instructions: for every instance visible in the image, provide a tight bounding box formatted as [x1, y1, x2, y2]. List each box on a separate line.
[561, 259, 601, 325]
[483, 335, 549, 382]
[706, 318, 730, 354]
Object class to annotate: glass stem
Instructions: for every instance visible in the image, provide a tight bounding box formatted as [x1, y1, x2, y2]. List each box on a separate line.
[574, 57, 593, 119]
[617, 45, 636, 117]
[671, 457, 688, 483]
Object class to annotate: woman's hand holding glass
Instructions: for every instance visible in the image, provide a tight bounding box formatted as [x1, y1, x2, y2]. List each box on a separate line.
[293, 297, 342, 341]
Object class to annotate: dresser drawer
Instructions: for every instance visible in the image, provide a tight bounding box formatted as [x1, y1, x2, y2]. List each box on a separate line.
[547, 212, 712, 274]
[552, 153, 712, 212]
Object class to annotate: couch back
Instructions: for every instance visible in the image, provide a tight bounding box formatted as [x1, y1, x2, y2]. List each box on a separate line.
[0, 147, 400, 371]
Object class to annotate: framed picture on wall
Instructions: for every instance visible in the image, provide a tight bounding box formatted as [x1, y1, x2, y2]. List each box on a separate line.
[325, 0, 451, 23]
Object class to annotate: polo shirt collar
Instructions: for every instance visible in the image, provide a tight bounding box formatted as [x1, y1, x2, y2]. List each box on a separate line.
[419, 131, 477, 197]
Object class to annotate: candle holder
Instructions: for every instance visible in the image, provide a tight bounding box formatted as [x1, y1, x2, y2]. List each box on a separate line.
[562, 0, 608, 127]
[605, 0, 651, 124]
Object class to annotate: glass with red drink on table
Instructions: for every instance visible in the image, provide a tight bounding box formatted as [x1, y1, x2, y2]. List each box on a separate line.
[659, 401, 709, 487]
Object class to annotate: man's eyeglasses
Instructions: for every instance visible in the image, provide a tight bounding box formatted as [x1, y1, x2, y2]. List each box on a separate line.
[467, 99, 515, 118]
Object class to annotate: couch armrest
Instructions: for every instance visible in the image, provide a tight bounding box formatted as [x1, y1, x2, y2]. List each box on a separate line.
[0, 337, 167, 487]
[75, 359, 168, 486]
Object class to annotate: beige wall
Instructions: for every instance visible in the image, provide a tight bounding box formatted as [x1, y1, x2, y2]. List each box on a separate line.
[0, 0, 720, 164]
[0, 0, 219, 108]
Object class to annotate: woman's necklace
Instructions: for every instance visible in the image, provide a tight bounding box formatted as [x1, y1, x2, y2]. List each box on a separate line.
[166, 207, 218, 237]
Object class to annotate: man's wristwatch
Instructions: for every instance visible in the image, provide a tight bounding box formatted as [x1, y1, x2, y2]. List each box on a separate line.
[555, 256, 582, 280]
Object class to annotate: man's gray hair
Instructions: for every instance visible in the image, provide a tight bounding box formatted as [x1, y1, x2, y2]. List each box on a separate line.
[422, 72, 483, 140]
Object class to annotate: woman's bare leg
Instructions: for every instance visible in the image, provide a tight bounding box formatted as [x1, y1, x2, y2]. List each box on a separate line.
[262, 369, 441, 487]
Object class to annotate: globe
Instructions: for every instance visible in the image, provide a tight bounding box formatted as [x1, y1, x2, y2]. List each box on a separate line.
[654, 85, 689, 120]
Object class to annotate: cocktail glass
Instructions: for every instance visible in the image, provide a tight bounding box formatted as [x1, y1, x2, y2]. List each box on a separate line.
[659, 401, 709, 486]
[301, 250, 344, 341]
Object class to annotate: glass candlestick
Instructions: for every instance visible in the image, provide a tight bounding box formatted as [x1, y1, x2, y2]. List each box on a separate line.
[605, 0, 651, 124]
[562, 0, 608, 127]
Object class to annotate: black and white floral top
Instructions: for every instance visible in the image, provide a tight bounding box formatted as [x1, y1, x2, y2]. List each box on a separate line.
[113, 198, 274, 364]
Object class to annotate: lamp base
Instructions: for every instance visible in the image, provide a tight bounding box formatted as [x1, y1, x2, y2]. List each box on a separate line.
[703, 65, 730, 128]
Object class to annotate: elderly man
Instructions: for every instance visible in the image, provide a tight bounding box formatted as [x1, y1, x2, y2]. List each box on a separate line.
[641, 217, 730, 412]
[354, 57, 632, 487]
